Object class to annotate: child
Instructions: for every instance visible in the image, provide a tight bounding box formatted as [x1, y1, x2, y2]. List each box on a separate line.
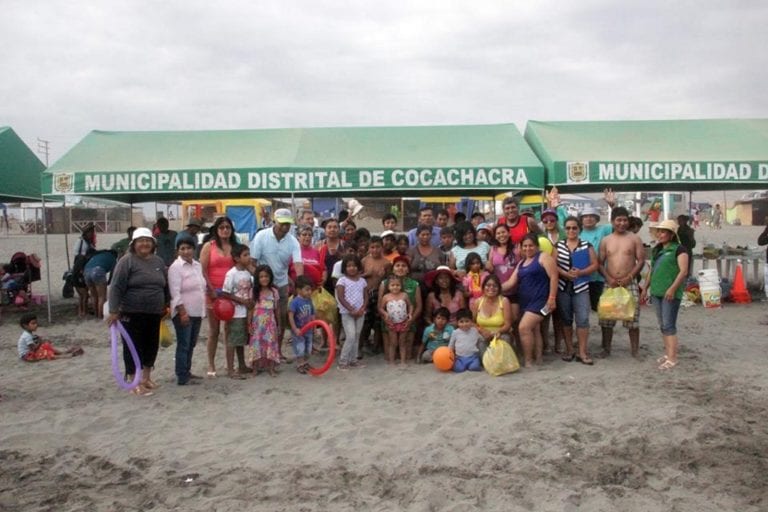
[462, 252, 488, 305]
[419, 307, 454, 363]
[438, 226, 455, 258]
[335, 254, 368, 370]
[289, 276, 315, 374]
[222, 244, 254, 379]
[395, 234, 410, 257]
[250, 265, 280, 377]
[361, 236, 391, 355]
[448, 308, 483, 372]
[381, 213, 398, 232]
[18, 313, 83, 361]
[379, 275, 414, 366]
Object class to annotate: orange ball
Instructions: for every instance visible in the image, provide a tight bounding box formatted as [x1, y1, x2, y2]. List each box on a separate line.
[433, 346, 455, 371]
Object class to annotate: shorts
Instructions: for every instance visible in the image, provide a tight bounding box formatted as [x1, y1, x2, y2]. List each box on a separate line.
[84, 266, 108, 286]
[277, 285, 289, 329]
[227, 318, 249, 347]
[22, 342, 56, 361]
[598, 281, 640, 330]
[391, 321, 408, 333]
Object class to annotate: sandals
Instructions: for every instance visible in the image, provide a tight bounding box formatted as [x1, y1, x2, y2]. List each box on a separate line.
[142, 379, 160, 390]
[658, 359, 678, 370]
[228, 371, 247, 380]
[296, 363, 309, 374]
[130, 385, 154, 397]
[575, 355, 594, 366]
[561, 353, 576, 362]
[656, 355, 668, 364]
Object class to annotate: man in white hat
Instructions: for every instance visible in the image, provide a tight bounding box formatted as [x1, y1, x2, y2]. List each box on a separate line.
[598, 206, 645, 358]
[250, 208, 303, 359]
[579, 205, 614, 312]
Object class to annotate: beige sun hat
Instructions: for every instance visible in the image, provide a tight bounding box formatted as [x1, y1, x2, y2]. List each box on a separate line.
[649, 219, 680, 242]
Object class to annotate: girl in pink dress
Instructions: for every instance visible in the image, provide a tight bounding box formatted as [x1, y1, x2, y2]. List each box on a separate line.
[250, 265, 280, 377]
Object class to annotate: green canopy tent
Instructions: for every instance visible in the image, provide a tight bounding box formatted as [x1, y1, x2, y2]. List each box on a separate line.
[0, 126, 45, 202]
[42, 124, 544, 202]
[524, 119, 768, 193]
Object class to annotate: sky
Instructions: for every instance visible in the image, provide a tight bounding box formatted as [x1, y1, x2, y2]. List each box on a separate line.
[2, 0, 768, 206]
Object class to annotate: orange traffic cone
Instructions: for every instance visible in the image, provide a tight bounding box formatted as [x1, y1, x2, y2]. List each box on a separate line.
[730, 259, 751, 303]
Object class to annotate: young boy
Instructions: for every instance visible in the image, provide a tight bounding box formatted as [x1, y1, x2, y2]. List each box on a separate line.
[18, 313, 83, 361]
[361, 236, 392, 354]
[222, 244, 254, 379]
[380, 230, 398, 263]
[289, 276, 316, 373]
[438, 226, 455, 257]
[382, 213, 398, 232]
[448, 308, 483, 372]
[419, 307, 454, 363]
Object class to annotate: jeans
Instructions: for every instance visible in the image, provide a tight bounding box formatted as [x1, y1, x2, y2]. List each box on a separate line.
[339, 314, 364, 364]
[453, 353, 482, 372]
[172, 315, 202, 384]
[292, 331, 314, 359]
[652, 296, 681, 336]
[557, 288, 590, 328]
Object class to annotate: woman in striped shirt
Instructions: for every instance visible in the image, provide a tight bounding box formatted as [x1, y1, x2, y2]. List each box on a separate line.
[555, 216, 599, 365]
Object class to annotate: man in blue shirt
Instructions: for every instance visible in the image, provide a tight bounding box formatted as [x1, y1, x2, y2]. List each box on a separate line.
[250, 208, 304, 360]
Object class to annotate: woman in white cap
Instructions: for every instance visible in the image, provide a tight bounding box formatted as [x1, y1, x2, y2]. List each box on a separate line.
[107, 227, 169, 396]
[642, 220, 688, 370]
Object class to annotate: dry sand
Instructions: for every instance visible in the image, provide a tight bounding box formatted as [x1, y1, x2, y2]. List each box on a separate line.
[1, 227, 767, 511]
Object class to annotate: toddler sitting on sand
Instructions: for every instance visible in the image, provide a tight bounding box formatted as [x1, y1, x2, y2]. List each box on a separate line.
[17, 313, 83, 361]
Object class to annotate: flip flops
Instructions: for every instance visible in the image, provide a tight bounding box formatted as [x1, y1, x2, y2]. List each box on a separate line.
[658, 359, 678, 370]
[575, 355, 594, 366]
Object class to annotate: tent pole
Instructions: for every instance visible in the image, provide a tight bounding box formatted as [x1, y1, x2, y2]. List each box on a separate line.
[63, 196, 71, 269]
[42, 195, 53, 323]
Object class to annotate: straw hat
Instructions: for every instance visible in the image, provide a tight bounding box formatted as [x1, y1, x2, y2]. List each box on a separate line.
[649, 219, 680, 242]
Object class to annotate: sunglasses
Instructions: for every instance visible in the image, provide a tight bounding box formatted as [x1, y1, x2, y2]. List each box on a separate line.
[564, 226, 580, 230]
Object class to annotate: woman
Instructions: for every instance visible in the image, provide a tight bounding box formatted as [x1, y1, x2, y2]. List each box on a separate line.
[642, 220, 689, 370]
[471, 274, 512, 347]
[318, 218, 345, 295]
[407, 224, 446, 285]
[84, 249, 117, 320]
[555, 216, 599, 365]
[199, 216, 237, 377]
[297, 225, 326, 288]
[540, 208, 565, 354]
[378, 256, 422, 362]
[502, 234, 559, 368]
[487, 223, 520, 341]
[73, 223, 97, 318]
[424, 265, 465, 326]
[449, 221, 490, 276]
[107, 228, 169, 396]
[168, 237, 207, 385]
[342, 219, 357, 243]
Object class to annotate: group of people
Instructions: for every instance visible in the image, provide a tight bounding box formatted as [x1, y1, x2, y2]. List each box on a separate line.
[59, 190, 696, 397]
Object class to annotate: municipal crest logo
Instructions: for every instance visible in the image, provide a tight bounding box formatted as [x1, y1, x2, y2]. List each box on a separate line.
[53, 173, 74, 193]
[567, 162, 589, 184]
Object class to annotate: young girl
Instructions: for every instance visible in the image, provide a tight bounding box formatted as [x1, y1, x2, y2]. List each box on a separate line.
[249, 265, 280, 377]
[335, 254, 368, 370]
[379, 275, 413, 366]
[462, 252, 488, 306]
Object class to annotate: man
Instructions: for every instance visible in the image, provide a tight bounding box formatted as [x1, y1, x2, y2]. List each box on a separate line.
[291, 209, 324, 245]
[407, 206, 441, 247]
[676, 214, 696, 277]
[154, 217, 177, 267]
[598, 207, 645, 358]
[497, 196, 540, 245]
[470, 212, 485, 229]
[579, 206, 614, 312]
[250, 208, 304, 360]
[435, 209, 450, 229]
[110, 226, 136, 260]
[175, 217, 203, 256]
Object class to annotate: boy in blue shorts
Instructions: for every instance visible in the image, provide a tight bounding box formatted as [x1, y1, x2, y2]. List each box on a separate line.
[289, 276, 316, 373]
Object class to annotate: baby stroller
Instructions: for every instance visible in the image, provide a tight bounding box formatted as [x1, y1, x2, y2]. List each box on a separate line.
[1, 252, 42, 307]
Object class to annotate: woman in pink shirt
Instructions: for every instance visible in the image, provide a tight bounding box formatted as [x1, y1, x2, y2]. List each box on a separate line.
[168, 237, 207, 385]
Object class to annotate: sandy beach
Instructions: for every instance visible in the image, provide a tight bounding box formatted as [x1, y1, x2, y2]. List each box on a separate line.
[1, 226, 767, 511]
